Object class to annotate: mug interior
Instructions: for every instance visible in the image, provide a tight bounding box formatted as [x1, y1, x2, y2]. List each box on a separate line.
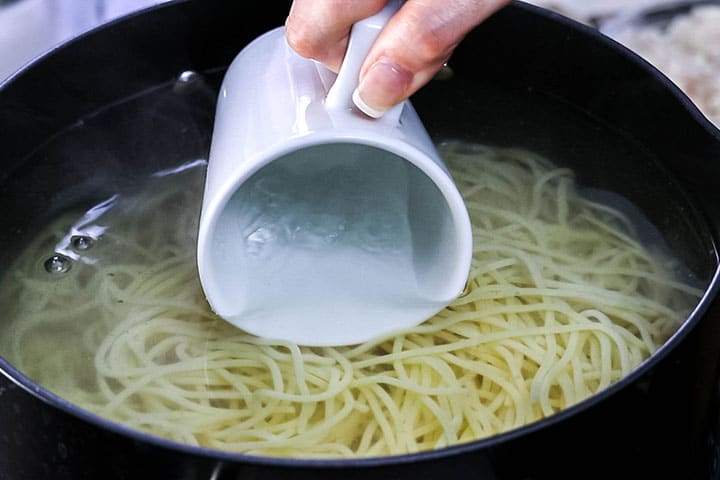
[205, 142, 466, 345]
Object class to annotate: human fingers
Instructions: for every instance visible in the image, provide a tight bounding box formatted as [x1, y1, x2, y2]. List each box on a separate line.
[353, 0, 512, 118]
[285, 0, 388, 72]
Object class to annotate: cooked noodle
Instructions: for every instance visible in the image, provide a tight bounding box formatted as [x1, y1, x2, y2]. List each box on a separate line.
[0, 142, 701, 457]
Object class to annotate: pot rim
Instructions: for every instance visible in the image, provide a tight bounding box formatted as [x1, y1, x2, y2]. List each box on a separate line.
[1, 0, 720, 469]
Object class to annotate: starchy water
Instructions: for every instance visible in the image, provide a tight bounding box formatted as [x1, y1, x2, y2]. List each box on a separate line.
[211, 144, 445, 344]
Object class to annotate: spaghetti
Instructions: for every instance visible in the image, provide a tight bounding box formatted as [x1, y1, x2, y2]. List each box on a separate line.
[0, 142, 701, 458]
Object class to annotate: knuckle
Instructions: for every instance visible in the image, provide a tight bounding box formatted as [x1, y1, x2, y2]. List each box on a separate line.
[412, 30, 448, 64]
[399, 10, 454, 66]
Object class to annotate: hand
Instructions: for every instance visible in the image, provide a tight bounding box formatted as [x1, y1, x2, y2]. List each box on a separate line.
[285, 0, 512, 117]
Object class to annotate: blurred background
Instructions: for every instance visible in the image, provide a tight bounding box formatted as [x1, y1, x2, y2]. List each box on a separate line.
[0, 0, 718, 126]
[0, 0, 169, 81]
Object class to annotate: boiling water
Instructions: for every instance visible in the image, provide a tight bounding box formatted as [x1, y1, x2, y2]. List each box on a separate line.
[0, 141, 707, 457]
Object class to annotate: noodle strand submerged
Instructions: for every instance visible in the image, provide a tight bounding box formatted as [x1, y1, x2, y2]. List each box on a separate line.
[0, 143, 701, 458]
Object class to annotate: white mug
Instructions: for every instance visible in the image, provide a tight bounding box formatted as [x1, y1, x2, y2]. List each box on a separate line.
[197, 1, 473, 346]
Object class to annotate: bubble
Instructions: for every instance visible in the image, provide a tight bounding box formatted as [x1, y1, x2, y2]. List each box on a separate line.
[44, 254, 72, 274]
[173, 70, 204, 95]
[433, 63, 454, 81]
[71, 235, 94, 251]
[246, 227, 276, 256]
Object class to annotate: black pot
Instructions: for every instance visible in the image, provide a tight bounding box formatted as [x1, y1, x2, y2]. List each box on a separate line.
[2, 1, 720, 479]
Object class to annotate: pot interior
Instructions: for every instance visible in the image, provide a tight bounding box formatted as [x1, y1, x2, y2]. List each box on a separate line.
[0, 0, 718, 466]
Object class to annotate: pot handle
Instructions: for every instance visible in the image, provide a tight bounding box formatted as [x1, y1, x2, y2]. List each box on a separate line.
[324, 0, 404, 122]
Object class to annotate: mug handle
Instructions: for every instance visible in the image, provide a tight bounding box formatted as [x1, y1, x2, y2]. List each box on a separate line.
[324, 0, 405, 123]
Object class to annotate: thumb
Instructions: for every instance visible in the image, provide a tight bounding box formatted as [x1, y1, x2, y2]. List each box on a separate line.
[353, 0, 510, 118]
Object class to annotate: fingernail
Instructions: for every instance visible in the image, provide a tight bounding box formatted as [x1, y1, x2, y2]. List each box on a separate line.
[353, 57, 412, 118]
